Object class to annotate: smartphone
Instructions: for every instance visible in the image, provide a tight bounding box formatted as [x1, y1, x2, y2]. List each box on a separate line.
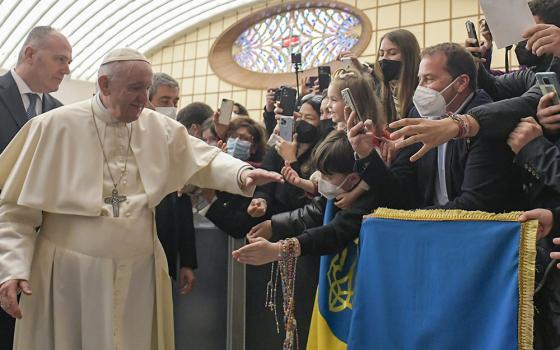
[340, 57, 353, 71]
[274, 86, 284, 102]
[218, 98, 234, 125]
[536, 72, 560, 105]
[318, 66, 331, 92]
[279, 86, 297, 116]
[465, 20, 481, 58]
[341, 88, 365, 123]
[278, 116, 294, 142]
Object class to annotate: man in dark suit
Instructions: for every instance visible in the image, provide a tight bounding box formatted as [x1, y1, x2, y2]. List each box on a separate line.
[0, 26, 70, 153]
[0, 26, 71, 349]
[353, 43, 524, 213]
[149, 73, 198, 294]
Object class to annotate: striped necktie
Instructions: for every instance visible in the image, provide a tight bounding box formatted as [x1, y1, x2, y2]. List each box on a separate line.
[25, 93, 39, 119]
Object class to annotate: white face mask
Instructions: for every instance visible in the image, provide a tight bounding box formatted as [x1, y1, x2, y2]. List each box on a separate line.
[412, 77, 459, 118]
[318, 176, 350, 200]
[155, 106, 177, 119]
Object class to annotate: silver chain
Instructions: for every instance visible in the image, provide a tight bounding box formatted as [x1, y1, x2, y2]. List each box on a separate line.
[90, 99, 133, 190]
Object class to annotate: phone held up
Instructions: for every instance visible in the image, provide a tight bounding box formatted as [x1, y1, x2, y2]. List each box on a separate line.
[218, 98, 234, 125]
[341, 87, 365, 124]
[279, 86, 297, 116]
[318, 66, 331, 92]
[465, 20, 481, 58]
[536, 72, 560, 105]
[279, 116, 294, 142]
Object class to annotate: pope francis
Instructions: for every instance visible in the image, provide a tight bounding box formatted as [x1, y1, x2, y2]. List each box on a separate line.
[0, 48, 282, 350]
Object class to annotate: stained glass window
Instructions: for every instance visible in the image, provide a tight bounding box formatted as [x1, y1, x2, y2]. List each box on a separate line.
[232, 7, 362, 74]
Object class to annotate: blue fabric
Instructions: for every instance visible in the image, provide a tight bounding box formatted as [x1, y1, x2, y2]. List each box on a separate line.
[348, 217, 521, 350]
[316, 198, 358, 343]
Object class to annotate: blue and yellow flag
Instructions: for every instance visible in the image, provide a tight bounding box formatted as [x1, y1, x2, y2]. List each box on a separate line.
[307, 199, 357, 350]
[347, 208, 537, 350]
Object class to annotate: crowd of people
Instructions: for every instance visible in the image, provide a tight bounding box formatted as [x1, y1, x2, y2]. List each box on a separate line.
[1, 0, 560, 348]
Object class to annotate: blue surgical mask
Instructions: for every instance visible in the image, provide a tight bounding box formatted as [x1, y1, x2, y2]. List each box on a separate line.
[226, 137, 252, 161]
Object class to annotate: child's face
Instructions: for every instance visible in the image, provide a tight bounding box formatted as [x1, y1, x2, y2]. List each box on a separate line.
[326, 85, 345, 124]
[322, 172, 360, 191]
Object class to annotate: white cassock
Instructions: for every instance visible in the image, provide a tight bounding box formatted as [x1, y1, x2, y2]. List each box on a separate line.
[0, 95, 254, 350]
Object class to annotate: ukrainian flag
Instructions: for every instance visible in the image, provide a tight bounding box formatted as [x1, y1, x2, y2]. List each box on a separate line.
[347, 208, 537, 350]
[307, 199, 357, 350]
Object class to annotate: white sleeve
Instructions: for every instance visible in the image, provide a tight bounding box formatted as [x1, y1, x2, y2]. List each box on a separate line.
[0, 202, 42, 284]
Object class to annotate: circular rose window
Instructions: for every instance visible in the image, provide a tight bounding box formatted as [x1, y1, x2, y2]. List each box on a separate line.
[209, 1, 372, 89]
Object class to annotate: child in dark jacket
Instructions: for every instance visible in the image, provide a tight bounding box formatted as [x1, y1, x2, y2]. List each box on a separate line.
[232, 130, 380, 264]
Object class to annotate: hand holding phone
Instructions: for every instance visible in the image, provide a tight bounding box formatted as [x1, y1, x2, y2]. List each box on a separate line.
[465, 20, 481, 58]
[536, 73, 560, 105]
[278, 116, 294, 142]
[218, 99, 234, 125]
[340, 57, 353, 71]
[318, 66, 331, 92]
[279, 87, 297, 116]
[341, 88, 364, 123]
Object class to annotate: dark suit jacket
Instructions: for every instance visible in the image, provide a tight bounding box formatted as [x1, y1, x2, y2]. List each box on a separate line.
[155, 193, 197, 280]
[0, 71, 63, 153]
[358, 89, 525, 213]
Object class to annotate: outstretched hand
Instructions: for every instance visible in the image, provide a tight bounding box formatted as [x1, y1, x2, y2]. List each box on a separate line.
[241, 168, 284, 189]
[388, 117, 463, 162]
[232, 237, 280, 266]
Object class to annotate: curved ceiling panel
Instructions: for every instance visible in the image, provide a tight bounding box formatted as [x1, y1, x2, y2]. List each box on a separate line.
[0, 0, 260, 81]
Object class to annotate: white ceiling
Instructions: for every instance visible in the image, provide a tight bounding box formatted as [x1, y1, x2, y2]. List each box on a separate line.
[0, 0, 261, 81]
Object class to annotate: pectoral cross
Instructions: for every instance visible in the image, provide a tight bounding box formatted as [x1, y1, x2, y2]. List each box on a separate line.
[104, 188, 127, 217]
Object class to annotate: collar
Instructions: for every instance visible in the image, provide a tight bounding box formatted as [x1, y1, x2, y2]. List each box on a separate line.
[93, 93, 123, 125]
[453, 92, 474, 114]
[11, 68, 44, 101]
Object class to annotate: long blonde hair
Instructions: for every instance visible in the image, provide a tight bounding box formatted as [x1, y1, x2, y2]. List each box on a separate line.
[330, 68, 385, 135]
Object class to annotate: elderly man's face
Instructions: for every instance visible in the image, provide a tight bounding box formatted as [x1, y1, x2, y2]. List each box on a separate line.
[100, 61, 153, 123]
[27, 33, 72, 93]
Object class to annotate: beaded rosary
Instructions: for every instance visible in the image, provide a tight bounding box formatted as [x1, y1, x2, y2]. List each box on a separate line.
[265, 238, 300, 350]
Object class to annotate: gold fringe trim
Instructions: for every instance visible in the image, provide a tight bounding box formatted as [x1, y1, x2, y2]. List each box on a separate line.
[518, 220, 537, 350]
[367, 208, 536, 350]
[369, 207, 522, 222]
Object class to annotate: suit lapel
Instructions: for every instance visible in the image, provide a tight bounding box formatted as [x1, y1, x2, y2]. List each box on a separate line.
[420, 148, 437, 205]
[0, 72, 28, 128]
[42, 93, 60, 113]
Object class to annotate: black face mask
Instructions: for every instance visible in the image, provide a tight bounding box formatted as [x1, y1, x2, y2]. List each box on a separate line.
[379, 59, 402, 82]
[295, 120, 318, 143]
[515, 40, 546, 68]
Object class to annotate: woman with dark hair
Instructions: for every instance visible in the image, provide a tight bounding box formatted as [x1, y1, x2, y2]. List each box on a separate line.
[200, 117, 268, 237]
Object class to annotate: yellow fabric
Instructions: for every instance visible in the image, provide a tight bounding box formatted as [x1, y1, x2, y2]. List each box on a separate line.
[371, 208, 536, 350]
[306, 292, 347, 350]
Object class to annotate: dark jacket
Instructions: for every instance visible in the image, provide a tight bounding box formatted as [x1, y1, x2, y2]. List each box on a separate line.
[206, 191, 263, 239]
[0, 71, 63, 153]
[271, 193, 377, 256]
[155, 193, 197, 280]
[477, 63, 537, 102]
[469, 57, 560, 140]
[357, 89, 525, 212]
[263, 108, 276, 138]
